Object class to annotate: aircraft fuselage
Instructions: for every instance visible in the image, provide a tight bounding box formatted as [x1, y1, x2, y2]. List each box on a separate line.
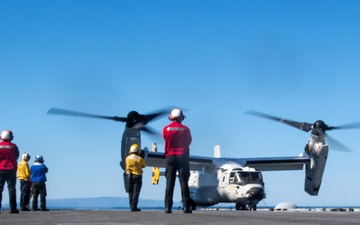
[189, 166, 265, 209]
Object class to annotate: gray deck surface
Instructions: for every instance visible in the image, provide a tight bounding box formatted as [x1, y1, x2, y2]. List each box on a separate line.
[1, 209, 360, 225]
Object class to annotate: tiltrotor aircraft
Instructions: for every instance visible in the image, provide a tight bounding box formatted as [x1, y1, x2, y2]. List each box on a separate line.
[47, 108, 360, 211]
[147, 110, 360, 210]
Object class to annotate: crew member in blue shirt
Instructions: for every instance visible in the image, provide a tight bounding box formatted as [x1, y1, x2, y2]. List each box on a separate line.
[31, 155, 49, 211]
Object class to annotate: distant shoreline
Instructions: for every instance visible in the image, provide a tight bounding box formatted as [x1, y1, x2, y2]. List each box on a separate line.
[2, 196, 359, 211]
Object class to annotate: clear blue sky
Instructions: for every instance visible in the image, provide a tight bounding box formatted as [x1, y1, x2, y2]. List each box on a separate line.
[1, 0, 360, 207]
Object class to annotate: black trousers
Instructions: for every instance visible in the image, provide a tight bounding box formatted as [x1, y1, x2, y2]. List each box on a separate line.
[32, 182, 47, 210]
[128, 174, 142, 210]
[20, 180, 31, 209]
[0, 170, 17, 210]
[164, 155, 191, 209]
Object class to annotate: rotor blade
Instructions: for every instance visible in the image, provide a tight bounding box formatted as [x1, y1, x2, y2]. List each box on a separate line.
[325, 133, 352, 152]
[141, 126, 163, 143]
[130, 120, 163, 140]
[141, 126, 159, 135]
[47, 108, 127, 122]
[327, 122, 360, 130]
[142, 112, 167, 124]
[140, 107, 173, 125]
[245, 110, 312, 132]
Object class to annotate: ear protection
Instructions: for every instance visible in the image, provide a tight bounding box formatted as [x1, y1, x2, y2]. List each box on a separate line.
[168, 109, 185, 121]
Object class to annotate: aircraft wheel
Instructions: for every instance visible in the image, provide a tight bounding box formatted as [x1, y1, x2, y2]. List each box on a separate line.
[235, 203, 247, 210]
[249, 204, 257, 211]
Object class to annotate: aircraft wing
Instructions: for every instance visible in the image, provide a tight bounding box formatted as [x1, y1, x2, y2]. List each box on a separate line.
[238, 155, 310, 171]
[145, 151, 215, 172]
[145, 151, 309, 172]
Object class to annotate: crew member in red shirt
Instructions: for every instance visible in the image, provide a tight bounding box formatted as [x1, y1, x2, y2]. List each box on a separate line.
[0, 130, 20, 214]
[163, 109, 192, 214]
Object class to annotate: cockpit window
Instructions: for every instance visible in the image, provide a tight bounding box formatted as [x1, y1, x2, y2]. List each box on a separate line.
[230, 171, 263, 184]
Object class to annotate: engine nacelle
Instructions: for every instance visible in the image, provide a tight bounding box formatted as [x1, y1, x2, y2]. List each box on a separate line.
[304, 143, 328, 195]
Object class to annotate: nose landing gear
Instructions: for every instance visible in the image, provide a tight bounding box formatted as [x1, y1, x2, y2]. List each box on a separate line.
[235, 203, 257, 211]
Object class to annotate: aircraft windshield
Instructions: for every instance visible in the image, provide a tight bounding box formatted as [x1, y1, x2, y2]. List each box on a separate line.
[230, 171, 263, 185]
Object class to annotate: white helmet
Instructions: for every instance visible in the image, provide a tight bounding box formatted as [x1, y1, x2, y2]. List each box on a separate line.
[1, 130, 13, 141]
[35, 155, 44, 163]
[169, 109, 185, 121]
[22, 152, 31, 161]
[129, 144, 140, 154]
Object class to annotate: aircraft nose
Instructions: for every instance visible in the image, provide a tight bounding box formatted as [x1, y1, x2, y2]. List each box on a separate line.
[246, 187, 264, 199]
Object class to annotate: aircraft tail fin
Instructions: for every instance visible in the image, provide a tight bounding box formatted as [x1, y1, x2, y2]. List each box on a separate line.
[214, 145, 221, 158]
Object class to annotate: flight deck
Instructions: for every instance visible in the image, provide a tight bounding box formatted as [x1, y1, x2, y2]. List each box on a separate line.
[1, 209, 359, 225]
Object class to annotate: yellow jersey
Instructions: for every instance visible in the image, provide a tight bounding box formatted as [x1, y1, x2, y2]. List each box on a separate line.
[126, 154, 146, 176]
[17, 159, 31, 181]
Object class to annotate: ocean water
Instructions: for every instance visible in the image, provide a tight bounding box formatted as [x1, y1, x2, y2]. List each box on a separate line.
[1, 197, 358, 211]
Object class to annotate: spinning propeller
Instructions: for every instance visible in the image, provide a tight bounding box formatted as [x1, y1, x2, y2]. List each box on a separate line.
[47, 107, 170, 136]
[245, 110, 360, 152]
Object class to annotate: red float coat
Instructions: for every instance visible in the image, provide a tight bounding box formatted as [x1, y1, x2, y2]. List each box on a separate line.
[0, 141, 19, 171]
[163, 121, 192, 157]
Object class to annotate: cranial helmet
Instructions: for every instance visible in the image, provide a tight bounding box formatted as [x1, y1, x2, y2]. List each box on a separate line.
[129, 144, 140, 154]
[1, 130, 13, 141]
[35, 155, 44, 163]
[22, 152, 31, 161]
[168, 109, 185, 121]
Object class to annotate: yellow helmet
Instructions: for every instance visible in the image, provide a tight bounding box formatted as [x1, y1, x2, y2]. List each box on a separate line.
[129, 144, 140, 154]
[22, 152, 31, 161]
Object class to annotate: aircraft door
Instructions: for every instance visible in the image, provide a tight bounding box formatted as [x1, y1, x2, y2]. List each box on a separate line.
[220, 175, 227, 188]
[219, 171, 230, 190]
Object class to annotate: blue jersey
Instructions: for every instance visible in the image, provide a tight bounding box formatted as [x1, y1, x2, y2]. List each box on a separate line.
[31, 162, 48, 182]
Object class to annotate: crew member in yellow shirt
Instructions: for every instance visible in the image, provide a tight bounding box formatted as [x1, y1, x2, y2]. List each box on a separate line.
[17, 152, 31, 211]
[125, 144, 146, 212]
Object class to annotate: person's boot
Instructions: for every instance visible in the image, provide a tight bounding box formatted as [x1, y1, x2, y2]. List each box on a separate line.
[9, 208, 19, 214]
[165, 207, 172, 213]
[183, 207, 192, 213]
